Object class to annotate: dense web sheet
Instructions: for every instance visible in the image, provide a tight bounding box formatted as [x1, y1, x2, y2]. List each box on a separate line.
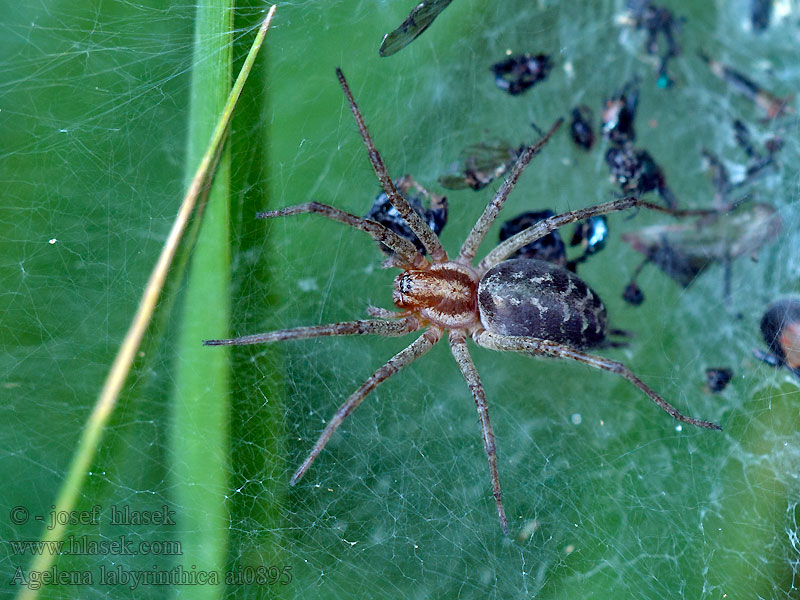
[2, 0, 800, 598]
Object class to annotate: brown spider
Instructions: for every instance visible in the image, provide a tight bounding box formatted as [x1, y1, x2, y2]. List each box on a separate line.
[204, 68, 722, 534]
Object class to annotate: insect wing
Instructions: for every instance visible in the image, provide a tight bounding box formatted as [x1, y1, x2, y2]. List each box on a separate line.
[680, 202, 781, 260]
[437, 174, 472, 190]
[439, 142, 521, 190]
[622, 202, 781, 286]
[724, 202, 781, 258]
[466, 143, 521, 178]
[622, 222, 716, 286]
[379, 0, 455, 57]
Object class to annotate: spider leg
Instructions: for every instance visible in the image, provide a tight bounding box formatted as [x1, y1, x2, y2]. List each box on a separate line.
[472, 330, 722, 431]
[203, 316, 421, 346]
[336, 68, 448, 263]
[478, 196, 715, 271]
[291, 326, 442, 484]
[457, 118, 564, 264]
[366, 305, 415, 319]
[449, 331, 509, 534]
[257, 202, 426, 269]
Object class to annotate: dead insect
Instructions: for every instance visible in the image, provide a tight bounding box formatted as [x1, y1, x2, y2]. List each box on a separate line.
[570, 215, 609, 258]
[365, 175, 447, 256]
[569, 105, 595, 150]
[622, 280, 645, 305]
[499, 210, 567, 266]
[705, 367, 734, 393]
[379, 0, 455, 57]
[701, 120, 782, 210]
[491, 53, 552, 95]
[206, 68, 721, 535]
[439, 141, 525, 191]
[605, 145, 678, 209]
[732, 119, 783, 179]
[621, 0, 683, 88]
[602, 80, 678, 208]
[753, 298, 800, 378]
[499, 211, 608, 272]
[751, 0, 773, 32]
[699, 52, 794, 119]
[622, 127, 782, 305]
[602, 80, 639, 145]
[621, 201, 782, 301]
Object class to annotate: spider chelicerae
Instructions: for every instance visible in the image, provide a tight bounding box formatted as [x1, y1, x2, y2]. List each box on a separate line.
[204, 68, 721, 534]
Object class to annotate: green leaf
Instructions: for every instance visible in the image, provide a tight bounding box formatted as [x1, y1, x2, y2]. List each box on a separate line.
[170, 3, 233, 599]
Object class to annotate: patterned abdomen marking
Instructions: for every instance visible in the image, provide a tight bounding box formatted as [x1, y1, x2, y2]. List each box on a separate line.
[478, 258, 607, 348]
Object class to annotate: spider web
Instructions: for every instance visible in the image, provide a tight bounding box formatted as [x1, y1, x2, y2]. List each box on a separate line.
[2, 0, 800, 598]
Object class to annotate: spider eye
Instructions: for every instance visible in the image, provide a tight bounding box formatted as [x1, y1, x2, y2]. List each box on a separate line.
[393, 271, 428, 310]
[395, 272, 416, 295]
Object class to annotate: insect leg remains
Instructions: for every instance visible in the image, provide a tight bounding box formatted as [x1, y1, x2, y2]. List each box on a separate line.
[290, 327, 443, 485]
[258, 202, 426, 268]
[472, 331, 722, 431]
[449, 331, 508, 534]
[337, 68, 447, 262]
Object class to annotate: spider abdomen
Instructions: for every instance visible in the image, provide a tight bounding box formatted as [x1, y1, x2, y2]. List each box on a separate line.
[477, 258, 608, 348]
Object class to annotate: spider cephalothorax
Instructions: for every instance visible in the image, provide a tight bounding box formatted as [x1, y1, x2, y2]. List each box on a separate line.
[393, 263, 479, 328]
[205, 68, 721, 534]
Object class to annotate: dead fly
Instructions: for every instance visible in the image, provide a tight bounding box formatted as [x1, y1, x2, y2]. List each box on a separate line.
[379, 0, 455, 57]
[439, 141, 525, 191]
[569, 105, 595, 151]
[499, 211, 608, 272]
[699, 52, 794, 119]
[491, 53, 553, 95]
[365, 175, 447, 257]
[602, 80, 639, 145]
[621, 201, 781, 303]
[705, 367, 734, 393]
[753, 298, 800, 379]
[605, 145, 678, 209]
[602, 80, 678, 208]
[499, 210, 567, 267]
[620, 0, 683, 88]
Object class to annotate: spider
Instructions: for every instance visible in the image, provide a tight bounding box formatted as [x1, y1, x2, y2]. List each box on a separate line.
[204, 68, 722, 534]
